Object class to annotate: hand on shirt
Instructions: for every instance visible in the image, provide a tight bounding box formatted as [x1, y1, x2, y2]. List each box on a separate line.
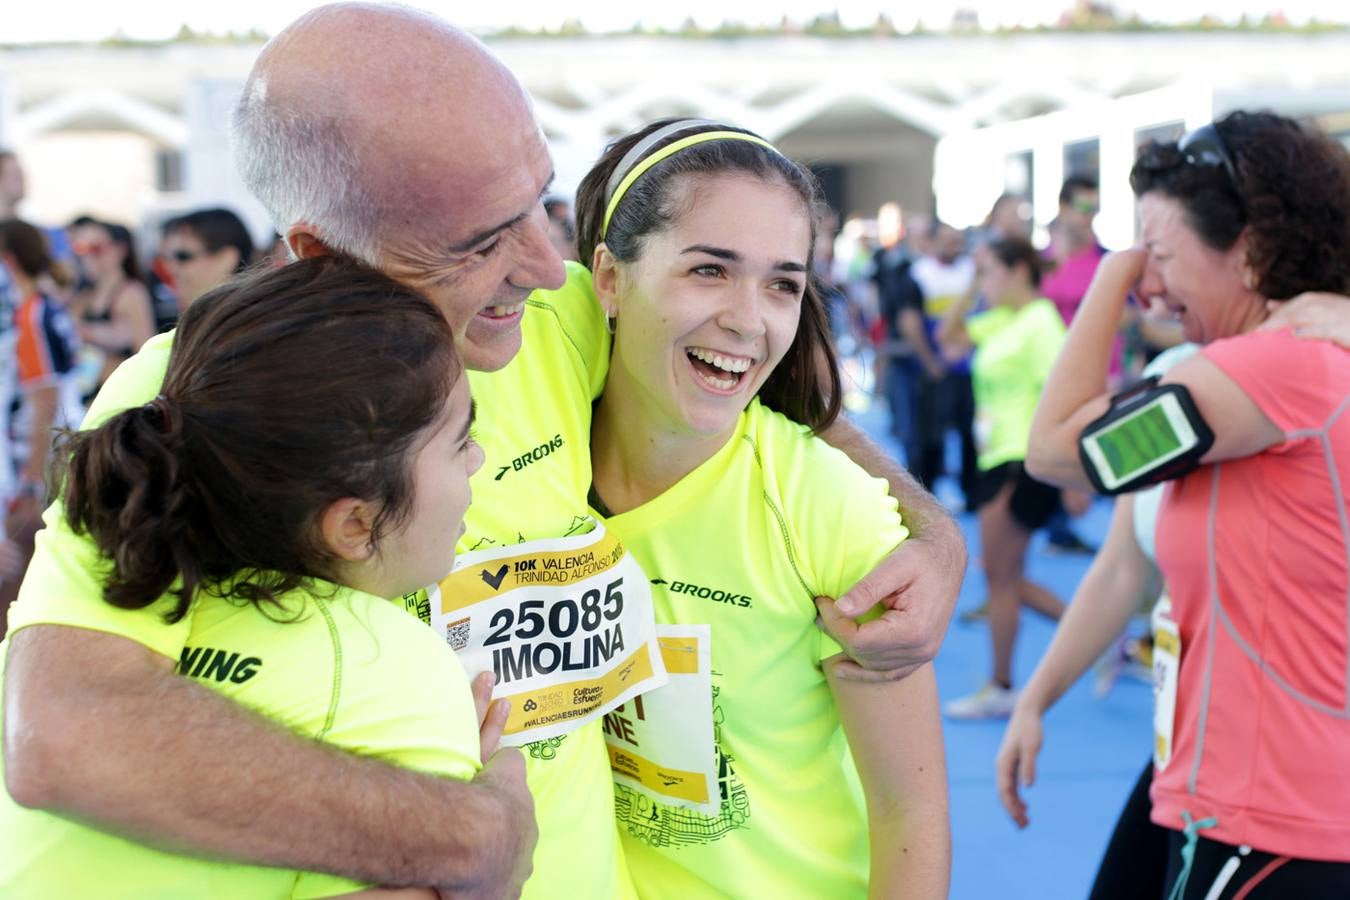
[1259, 292, 1350, 348]
[814, 524, 965, 682]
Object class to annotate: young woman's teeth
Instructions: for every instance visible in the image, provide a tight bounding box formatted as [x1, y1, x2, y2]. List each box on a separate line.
[688, 348, 751, 373]
[687, 348, 750, 391]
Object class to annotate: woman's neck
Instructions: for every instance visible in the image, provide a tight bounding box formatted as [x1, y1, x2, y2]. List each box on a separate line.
[591, 367, 735, 516]
[95, 270, 124, 292]
[1235, 291, 1273, 337]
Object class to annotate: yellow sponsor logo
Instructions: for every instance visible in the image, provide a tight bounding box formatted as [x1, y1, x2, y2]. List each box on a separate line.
[498, 643, 655, 735]
[607, 743, 710, 805]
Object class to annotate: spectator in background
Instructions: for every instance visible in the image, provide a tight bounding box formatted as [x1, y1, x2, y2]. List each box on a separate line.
[1042, 174, 1103, 324]
[874, 211, 928, 464]
[161, 207, 256, 315]
[872, 203, 928, 470]
[0, 153, 24, 509]
[68, 218, 155, 394]
[911, 221, 979, 507]
[0, 219, 83, 635]
[1038, 175, 1105, 555]
[981, 192, 1032, 244]
[903, 210, 934, 261]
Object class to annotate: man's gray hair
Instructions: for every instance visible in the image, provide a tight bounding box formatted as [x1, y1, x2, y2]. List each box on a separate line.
[231, 77, 382, 264]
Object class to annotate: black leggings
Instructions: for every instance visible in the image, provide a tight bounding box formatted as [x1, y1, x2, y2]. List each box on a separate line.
[1089, 760, 1169, 900]
[1088, 759, 1350, 899]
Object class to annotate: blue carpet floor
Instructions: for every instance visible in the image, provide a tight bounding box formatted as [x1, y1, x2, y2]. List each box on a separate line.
[849, 401, 1153, 900]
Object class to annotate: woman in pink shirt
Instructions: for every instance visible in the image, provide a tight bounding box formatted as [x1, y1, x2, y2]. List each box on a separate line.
[1028, 110, 1350, 899]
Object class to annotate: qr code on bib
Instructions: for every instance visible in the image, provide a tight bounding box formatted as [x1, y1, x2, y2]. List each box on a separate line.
[446, 617, 471, 651]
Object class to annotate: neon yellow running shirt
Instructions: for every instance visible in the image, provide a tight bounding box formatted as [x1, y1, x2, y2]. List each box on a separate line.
[600, 399, 908, 899]
[0, 584, 480, 898]
[966, 298, 1067, 471]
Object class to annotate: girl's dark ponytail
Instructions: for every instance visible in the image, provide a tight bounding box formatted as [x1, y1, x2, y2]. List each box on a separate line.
[59, 398, 201, 623]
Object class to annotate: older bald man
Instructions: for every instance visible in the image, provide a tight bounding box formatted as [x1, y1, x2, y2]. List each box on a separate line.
[2, 5, 965, 898]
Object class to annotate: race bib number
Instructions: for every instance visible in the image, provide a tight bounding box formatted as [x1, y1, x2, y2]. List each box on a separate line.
[604, 625, 719, 815]
[432, 519, 667, 745]
[1151, 595, 1181, 771]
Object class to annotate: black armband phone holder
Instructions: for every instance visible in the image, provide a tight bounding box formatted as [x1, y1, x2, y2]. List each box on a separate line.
[1078, 376, 1214, 495]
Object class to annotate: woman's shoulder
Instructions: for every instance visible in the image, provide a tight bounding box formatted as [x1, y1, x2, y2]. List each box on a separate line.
[1205, 327, 1350, 382]
[745, 402, 894, 509]
[1198, 328, 1350, 434]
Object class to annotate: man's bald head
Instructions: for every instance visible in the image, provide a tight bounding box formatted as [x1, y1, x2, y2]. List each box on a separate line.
[233, 3, 566, 371]
[234, 2, 533, 262]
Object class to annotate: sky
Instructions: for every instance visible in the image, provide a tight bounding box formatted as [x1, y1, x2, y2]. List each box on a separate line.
[2, 1, 1348, 43]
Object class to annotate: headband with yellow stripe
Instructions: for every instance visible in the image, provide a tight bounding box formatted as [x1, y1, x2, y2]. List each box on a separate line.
[600, 119, 785, 239]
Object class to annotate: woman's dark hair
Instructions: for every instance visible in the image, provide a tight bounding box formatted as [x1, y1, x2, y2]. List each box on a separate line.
[575, 118, 841, 433]
[165, 207, 256, 273]
[1130, 110, 1350, 299]
[0, 218, 52, 278]
[988, 236, 1043, 288]
[100, 221, 145, 282]
[58, 256, 461, 623]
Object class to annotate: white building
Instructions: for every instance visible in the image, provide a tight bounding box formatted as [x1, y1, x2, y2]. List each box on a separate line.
[1, 29, 1347, 247]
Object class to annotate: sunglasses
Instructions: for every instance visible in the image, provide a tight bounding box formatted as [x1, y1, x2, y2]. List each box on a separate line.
[1177, 122, 1241, 194]
[1139, 122, 1242, 207]
[1071, 198, 1099, 216]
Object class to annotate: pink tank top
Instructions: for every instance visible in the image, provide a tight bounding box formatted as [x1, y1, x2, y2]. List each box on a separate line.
[1152, 329, 1350, 861]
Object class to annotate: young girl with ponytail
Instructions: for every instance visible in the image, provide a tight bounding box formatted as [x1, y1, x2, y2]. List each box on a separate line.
[0, 257, 491, 900]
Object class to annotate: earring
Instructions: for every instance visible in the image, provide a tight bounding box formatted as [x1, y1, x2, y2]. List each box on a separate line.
[606, 310, 617, 334]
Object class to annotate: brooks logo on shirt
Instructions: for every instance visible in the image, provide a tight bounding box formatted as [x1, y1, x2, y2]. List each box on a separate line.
[494, 434, 564, 480]
[650, 578, 752, 608]
[178, 646, 263, 684]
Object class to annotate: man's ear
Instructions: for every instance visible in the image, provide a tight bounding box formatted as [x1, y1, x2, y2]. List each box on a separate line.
[591, 242, 621, 318]
[318, 497, 378, 562]
[286, 223, 334, 261]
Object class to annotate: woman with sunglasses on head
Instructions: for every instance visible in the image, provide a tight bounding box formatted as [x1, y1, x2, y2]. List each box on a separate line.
[0, 257, 491, 899]
[560, 119, 949, 898]
[1028, 110, 1350, 898]
[161, 207, 256, 312]
[69, 218, 155, 392]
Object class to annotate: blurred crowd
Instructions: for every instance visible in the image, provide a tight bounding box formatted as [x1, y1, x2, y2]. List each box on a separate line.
[0, 148, 271, 632]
